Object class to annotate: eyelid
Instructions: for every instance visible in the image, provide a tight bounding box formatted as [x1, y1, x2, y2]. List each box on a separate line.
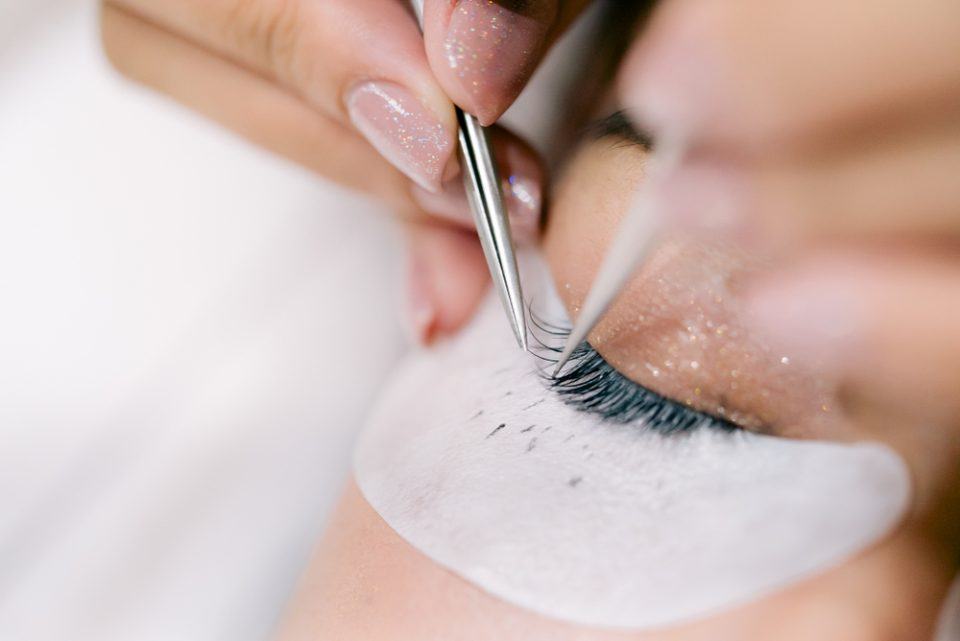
[585, 110, 654, 150]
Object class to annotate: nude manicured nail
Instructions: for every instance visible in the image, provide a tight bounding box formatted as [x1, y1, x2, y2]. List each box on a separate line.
[502, 172, 543, 241]
[404, 250, 437, 344]
[444, 0, 553, 125]
[743, 268, 864, 369]
[500, 136, 544, 241]
[410, 147, 543, 243]
[411, 182, 473, 226]
[657, 162, 749, 240]
[347, 81, 454, 192]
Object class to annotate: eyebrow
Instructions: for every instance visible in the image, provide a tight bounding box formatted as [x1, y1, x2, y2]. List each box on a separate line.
[585, 110, 654, 150]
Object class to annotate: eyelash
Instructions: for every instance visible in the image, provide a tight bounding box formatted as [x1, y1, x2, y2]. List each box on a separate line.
[535, 325, 737, 435]
[585, 110, 654, 151]
[535, 112, 730, 435]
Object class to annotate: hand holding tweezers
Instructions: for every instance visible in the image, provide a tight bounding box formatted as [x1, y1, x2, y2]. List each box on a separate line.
[409, 0, 528, 351]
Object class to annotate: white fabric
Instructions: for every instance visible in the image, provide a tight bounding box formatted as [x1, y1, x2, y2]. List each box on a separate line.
[0, 3, 404, 639]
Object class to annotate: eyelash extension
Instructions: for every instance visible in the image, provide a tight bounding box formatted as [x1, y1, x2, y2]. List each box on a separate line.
[531, 319, 736, 435]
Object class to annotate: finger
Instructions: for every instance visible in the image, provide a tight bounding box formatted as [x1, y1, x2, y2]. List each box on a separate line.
[422, 0, 595, 125]
[656, 122, 960, 247]
[101, 4, 414, 209]
[742, 250, 960, 485]
[410, 126, 546, 244]
[404, 223, 489, 344]
[622, 0, 960, 154]
[102, 6, 549, 239]
[105, 0, 458, 192]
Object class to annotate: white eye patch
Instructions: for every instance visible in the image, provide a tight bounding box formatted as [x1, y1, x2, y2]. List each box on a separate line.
[354, 256, 910, 630]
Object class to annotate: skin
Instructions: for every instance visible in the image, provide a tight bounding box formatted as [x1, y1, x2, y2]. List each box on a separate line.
[100, 0, 960, 354]
[619, 0, 960, 439]
[273, 130, 960, 641]
[100, 2, 960, 634]
[98, 0, 589, 342]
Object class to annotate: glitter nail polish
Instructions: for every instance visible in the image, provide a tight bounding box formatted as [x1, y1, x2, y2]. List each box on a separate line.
[347, 81, 454, 192]
[444, 0, 554, 124]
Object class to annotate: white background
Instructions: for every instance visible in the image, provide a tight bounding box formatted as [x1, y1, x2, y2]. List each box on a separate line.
[0, 2, 405, 639]
[0, 0, 589, 637]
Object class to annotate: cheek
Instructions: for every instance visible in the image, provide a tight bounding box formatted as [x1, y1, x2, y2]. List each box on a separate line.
[353, 253, 911, 630]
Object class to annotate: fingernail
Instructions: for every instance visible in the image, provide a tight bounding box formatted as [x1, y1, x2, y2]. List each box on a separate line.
[410, 149, 543, 243]
[444, 0, 553, 125]
[347, 81, 454, 192]
[404, 249, 437, 345]
[742, 268, 864, 369]
[500, 137, 544, 241]
[656, 161, 750, 241]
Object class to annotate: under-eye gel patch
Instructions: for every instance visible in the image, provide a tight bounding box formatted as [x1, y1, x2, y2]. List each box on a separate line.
[354, 255, 910, 630]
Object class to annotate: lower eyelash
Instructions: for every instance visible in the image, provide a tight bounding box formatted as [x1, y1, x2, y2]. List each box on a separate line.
[531, 320, 736, 435]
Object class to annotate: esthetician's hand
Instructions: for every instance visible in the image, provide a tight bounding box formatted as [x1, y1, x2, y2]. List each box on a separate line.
[100, 0, 591, 342]
[622, 0, 960, 440]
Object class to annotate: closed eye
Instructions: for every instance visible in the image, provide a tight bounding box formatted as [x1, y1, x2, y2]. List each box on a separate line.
[542, 110, 741, 435]
[539, 332, 738, 435]
[585, 110, 654, 151]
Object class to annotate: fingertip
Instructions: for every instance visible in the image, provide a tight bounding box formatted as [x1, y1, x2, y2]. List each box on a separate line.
[404, 223, 490, 344]
[442, 154, 461, 183]
[739, 257, 867, 373]
[424, 0, 556, 123]
[618, 0, 722, 143]
[489, 127, 546, 244]
[412, 127, 546, 244]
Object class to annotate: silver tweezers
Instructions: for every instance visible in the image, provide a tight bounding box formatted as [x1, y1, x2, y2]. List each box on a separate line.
[554, 143, 685, 374]
[410, 0, 528, 351]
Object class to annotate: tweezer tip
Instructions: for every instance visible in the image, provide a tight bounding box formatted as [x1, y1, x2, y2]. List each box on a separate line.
[509, 307, 529, 352]
[552, 340, 578, 378]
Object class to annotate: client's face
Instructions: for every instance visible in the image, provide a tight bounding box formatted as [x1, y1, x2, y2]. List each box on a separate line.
[278, 75, 960, 641]
[547, 117, 836, 440]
